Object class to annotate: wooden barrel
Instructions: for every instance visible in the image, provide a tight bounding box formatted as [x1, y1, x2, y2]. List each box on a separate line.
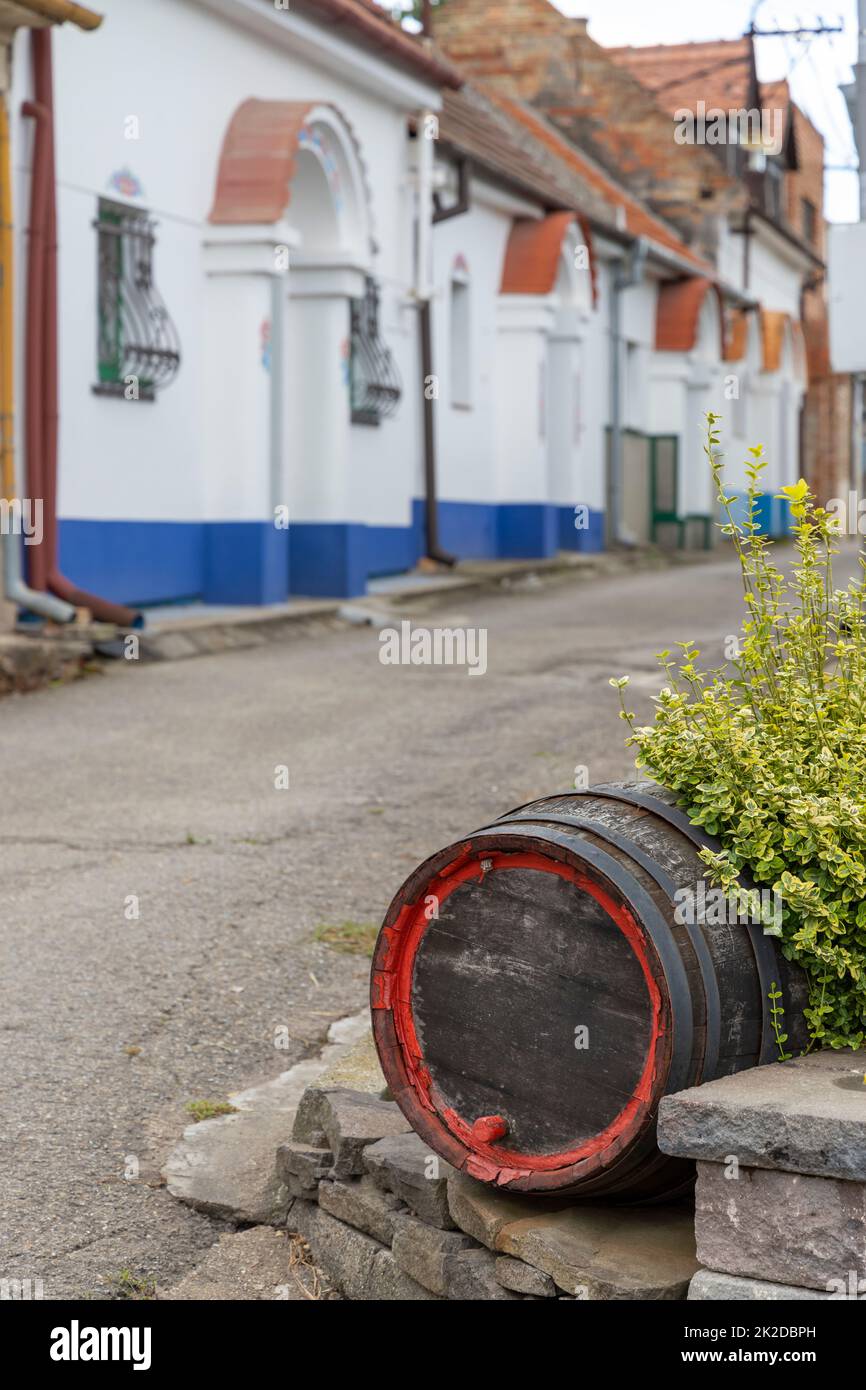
[371, 782, 809, 1201]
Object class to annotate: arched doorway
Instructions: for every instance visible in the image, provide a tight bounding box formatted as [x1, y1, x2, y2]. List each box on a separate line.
[204, 99, 374, 602]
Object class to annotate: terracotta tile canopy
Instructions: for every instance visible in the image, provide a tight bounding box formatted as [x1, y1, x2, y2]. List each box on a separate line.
[655, 276, 726, 354]
[209, 99, 343, 225]
[500, 211, 581, 295]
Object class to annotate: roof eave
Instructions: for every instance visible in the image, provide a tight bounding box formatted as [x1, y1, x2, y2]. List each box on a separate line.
[298, 0, 461, 90]
[8, 0, 102, 29]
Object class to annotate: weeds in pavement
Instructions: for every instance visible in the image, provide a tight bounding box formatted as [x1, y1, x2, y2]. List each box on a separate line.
[185, 1099, 238, 1123]
[108, 1269, 156, 1300]
[313, 920, 379, 956]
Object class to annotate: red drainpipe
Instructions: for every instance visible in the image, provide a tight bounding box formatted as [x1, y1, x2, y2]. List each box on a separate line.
[20, 92, 49, 593]
[25, 28, 142, 628]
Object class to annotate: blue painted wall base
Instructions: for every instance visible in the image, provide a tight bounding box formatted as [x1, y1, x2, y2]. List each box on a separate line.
[557, 505, 605, 552]
[59, 519, 204, 606]
[58, 499, 610, 608]
[204, 523, 288, 606]
[724, 493, 792, 539]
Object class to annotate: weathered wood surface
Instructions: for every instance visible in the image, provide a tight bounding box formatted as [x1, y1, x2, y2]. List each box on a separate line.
[371, 782, 810, 1201]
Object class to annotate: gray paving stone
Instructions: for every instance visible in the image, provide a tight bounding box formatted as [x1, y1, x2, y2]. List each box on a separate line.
[498, 1205, 698, 1300]
[391, 1214, 477, 1295]
[695, 1160, 866, 1292]
[689, 1269, 832, 1301]
[364, 1131, 457, 1227]
[289, 1199, 439, 1300]
[276, 1141, 332, 1195]
[659, 1050, 866, 1181]
[318, 1175, 406, 1245]
[444, 1248, 521, 1300]
[315, 1089, 411, 1177]
[163, 1011, 369, 1223]
[447, 1171, 561, 1248]
[494, 1255, 557, 1297]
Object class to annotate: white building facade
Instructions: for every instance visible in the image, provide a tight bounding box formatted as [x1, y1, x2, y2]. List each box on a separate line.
[7, 0, 815, 612]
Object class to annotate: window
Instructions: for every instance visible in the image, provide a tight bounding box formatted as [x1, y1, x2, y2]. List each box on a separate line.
[449, 266, 471, 408]
[625, 341, 641, 429]
[349, 277, 401, 426]
[94, 199, 180, 400]
[802, 197, 817, 246]
[764, 161, 784, 222]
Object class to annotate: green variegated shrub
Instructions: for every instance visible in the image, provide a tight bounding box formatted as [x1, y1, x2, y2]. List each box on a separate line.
[615, 414, 866, 1050]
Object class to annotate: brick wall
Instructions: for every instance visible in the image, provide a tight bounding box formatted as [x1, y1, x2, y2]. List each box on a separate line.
[803, 373, 852, 507]
[432, 0, 739, 255]
[791, 105, 849, 498]
[787, 105, 825, 260]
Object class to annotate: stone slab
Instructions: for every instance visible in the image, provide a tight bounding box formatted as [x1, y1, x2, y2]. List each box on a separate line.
[289, 1198, 440, 1300]
[689, 1269, 832, 1301]
[391, 1214, 477, 1295]
[317, 1089, 412, 1177]
[163, 1009, 368, 1224]
[276, 1141, 333, 1194]
[497, 1205, 698, 1300]
[658, 1050, 866, 1182]
[364, 1131, 456, 1228]
[443, 1248, 521, 1300]
[695, 1160, 866, 1292]
[318, 1175, 406, 1245]
[494, 1255, 557, 1297]
[447, 1172, 567, 1248]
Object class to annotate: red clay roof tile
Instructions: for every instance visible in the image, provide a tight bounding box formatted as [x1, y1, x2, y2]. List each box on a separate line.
[486, 88, 713, 274]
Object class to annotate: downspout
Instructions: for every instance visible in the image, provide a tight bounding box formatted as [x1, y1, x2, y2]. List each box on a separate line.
[269, 275, 283, 524]
[21, 95, 48, 593]
[608, 236, 648, 545]
[0, 85, 73, 622]
[28, 26, 141, 626]
[418, 153, 471, 568]
[416, 102, 454, 566]
[417, 1, 457, 567]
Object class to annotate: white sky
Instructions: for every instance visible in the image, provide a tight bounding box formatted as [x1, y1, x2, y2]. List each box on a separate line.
[384, 0, 860, 223]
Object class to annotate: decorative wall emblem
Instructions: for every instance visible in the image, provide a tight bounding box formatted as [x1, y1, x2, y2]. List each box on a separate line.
[107, 167, 144, 199]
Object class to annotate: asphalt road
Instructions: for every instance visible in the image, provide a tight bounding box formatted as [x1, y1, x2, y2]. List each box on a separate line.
[0, 550, 758, 1299]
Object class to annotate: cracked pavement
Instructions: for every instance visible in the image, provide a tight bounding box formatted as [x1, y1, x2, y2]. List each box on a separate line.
[0, 553, 755, 1299]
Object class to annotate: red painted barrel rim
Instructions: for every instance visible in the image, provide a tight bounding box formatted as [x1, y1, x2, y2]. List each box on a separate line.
[372, 843, 667, 1185]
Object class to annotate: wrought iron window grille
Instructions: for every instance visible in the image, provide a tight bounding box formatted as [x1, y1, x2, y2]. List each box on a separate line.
[349, 277, 401, 426]
[93, 199, 181, 401]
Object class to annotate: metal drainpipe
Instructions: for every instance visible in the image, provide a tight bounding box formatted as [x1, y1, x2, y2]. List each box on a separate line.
[609, 237, 648, 546]
[29, 27, 142, 627]
[269, 274, 284, 524]
[420, 155, 471, 567]
[0, 85, 74, 623]
[415, 100, 455, 567]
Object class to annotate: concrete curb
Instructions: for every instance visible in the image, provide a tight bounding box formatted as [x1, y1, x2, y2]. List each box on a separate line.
[0, 630, 97, 696]
[137, 545, 722, 663]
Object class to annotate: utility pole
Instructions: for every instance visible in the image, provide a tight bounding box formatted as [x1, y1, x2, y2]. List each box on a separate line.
[858, 0, 866, 218]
